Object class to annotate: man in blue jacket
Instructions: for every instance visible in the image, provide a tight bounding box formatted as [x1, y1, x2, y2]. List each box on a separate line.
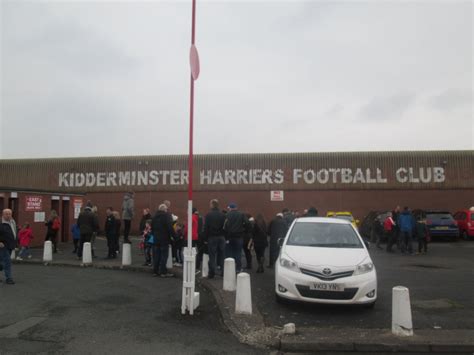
[398, 206, 415, 254]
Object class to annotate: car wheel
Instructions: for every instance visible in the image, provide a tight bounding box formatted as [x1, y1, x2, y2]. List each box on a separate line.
[275, 293, 291, 305]
[363, 301, 376, 309]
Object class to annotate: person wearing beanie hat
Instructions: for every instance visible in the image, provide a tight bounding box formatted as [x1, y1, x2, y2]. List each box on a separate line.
[76, 204, 99, 259]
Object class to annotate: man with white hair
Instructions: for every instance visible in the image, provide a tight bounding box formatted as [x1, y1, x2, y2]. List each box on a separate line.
[151, 203, 176, 277]
[0, 209, 16, 284]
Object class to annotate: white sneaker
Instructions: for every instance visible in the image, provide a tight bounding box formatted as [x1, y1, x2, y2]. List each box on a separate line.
[16, 257, 23, 261]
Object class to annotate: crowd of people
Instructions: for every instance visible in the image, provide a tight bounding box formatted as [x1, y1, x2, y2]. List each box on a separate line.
[135, 199, 319, 278]
[379, 206, 430, 255]
[0, 192, 431, 285]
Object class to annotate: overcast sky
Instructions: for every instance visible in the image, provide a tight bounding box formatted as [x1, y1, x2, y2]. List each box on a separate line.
[0, 0, 472, 159]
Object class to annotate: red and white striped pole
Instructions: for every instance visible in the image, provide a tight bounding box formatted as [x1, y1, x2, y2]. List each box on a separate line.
[182, 0, 200, 315]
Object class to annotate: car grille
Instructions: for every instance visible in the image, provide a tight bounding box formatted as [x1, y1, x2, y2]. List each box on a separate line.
[299, 268, 354, 281]
[296, 285, 358, 300]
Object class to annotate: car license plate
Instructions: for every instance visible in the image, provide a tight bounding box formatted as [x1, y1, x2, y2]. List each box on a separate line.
[310, 283, 344, 292]
[435, 226, 449, 230]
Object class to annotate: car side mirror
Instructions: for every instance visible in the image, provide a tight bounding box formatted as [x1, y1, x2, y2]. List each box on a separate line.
[278, 238, 284, 247]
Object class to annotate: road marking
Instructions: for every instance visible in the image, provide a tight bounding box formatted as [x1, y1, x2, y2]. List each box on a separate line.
[0, 317, 47, 338]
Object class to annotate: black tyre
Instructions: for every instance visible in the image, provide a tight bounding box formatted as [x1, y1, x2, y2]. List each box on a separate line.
[363, 301, 376, 309]
[275, 293, 291, 305]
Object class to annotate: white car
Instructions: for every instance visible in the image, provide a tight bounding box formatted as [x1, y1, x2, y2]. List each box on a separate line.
[275, 217, 377, 307]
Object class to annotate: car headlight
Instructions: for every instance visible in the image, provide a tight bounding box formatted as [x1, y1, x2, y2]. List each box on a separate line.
[354, 262, 374, 275]
[279, 255, 299, 272]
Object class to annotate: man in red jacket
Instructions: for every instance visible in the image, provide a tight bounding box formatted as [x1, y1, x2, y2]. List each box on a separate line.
[184, 207, 203, 271]
[385, 212, 397, 253]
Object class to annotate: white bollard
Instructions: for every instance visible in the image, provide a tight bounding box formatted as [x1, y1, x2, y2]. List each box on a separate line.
[223, 258, 236, 291]
[193, 292, 200, 310]
[122, 243, 132, 266]
[235, 272, 252, 315]
[43, 241, 53, 263]
[202, 253, 209, 278]
[283, 323, 296, 335]
[167, 244, 173, 269]
[82, 242, 93, 265]
[11, 249, 16, 260]
[392, 286, 414, 336]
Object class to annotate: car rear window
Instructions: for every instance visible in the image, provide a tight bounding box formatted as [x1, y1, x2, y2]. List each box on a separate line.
[427, 213, 454, 221]
[287, 222, 363, 248]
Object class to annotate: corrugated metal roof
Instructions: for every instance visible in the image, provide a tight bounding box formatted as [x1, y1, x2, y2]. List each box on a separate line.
[1, 150, 472, 192]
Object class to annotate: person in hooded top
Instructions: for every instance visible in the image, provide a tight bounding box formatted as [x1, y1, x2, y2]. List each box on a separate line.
[17, 222, 33, 260]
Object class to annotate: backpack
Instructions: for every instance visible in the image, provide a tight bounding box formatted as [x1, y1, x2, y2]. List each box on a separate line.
[52, 218, 61, 231]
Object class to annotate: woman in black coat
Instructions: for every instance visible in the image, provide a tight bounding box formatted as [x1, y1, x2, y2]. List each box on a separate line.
[252, 214, 269, 273]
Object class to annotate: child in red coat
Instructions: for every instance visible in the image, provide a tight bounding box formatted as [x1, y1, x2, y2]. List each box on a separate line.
[17, 222, 34, 260]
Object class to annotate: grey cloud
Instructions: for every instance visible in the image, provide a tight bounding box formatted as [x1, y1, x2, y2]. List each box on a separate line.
[1, 1, 472, 158]
[428, 88, 472, 112]
[359, 93, 417, 121]
[2, 4, 136, 78]
[326, 104, 344, 118]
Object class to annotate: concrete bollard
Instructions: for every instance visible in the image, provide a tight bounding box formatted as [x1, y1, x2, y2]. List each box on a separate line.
[82, 242, 93, 265]
[122, 243, 132, 266]
[235, 272, 252, 315]
[43, 241, 53, 263]
[283, 323, 296, 335]
[167, 244, 173, 269]
[392, 286, 414, 336]
[202, 253, 209, 278]
[223, 258, 236, 291]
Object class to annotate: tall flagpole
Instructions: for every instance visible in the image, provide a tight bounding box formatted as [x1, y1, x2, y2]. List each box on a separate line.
[182, 0, 200, 315]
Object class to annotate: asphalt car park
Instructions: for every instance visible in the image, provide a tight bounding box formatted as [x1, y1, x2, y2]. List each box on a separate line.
[251, 239, 474, 331]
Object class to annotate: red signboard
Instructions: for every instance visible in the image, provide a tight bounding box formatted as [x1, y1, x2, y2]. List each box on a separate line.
[25, 196, 43, 211]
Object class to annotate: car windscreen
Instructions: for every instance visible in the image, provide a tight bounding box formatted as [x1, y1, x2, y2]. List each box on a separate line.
[286, 222, 363, 248]
[335, 215, 354, 222]
[427, 213, 454, 221]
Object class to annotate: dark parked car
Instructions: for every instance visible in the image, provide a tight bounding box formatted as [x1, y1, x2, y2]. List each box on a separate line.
[412, 210, 459, 241]
[359, 211, 391, 242]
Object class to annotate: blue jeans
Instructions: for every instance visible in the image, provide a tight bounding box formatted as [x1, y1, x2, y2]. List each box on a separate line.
[0, 247, 12, 279]
[228, 238, 243, 272]
[208, 236, 226, 277]
[144, 244, 152, 264]
[19, 246, 31, 258]
[153, 244, 169, 274]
